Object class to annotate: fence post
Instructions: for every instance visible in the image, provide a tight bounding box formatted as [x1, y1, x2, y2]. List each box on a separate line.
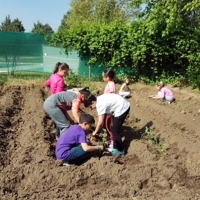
[88, 65, 91, 81]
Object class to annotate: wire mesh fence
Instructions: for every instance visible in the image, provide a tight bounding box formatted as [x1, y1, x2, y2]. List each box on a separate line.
[0, 31, 104, 78]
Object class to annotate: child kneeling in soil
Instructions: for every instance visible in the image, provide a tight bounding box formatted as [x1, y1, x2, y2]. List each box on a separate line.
[149, 81, 175, 104]
[119, 77, 132, 98]
[56, 114, 105, 166]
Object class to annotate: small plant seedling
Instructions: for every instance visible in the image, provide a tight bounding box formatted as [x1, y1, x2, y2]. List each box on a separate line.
[142, 127, 168, 158]
[135, 118, 141, 123]
[98, 129, 108, 145]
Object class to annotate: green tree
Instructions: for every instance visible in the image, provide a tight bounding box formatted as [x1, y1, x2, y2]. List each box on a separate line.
[51, 0, 200, 87]
[65, 0, 139, 27]
[31, 21, 54, 36]
[0, 15, 25, 32]
[58, 11, 71, 31]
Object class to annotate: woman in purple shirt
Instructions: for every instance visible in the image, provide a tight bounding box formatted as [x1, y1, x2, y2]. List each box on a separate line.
[149, 81, 175, 104]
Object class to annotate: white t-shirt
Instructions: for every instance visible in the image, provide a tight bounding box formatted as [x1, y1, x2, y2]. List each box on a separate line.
[96, 94, 130, 117]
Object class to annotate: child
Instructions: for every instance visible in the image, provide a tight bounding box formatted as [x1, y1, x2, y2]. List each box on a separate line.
[86, 93, 130, 157]
[102, 69, 117, 148]
[45, 62, 70, 140]
[43, 87, 92, 137]
[56, 114, 105, 166]
[149, 81, 175, 104]
[45, 62, 69, 94]
[119, 77, 131, 98]
[102, 69, 117, 94]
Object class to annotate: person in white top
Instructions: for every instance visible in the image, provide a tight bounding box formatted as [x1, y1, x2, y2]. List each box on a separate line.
[85, 93, 130, 157]
[119, 77, 132, 98]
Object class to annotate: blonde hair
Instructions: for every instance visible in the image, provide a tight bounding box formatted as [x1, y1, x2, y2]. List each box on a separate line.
[124, 77, 130, 84]
[157, 81, 165, 87]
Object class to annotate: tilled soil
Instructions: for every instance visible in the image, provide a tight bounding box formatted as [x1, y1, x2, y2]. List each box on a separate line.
[0, 81, 200, 200]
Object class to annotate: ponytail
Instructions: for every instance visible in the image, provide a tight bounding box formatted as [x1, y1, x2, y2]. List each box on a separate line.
[79, 87, 96, 107]
[53, 62, 62, 74]
[53, 62, 69, 74]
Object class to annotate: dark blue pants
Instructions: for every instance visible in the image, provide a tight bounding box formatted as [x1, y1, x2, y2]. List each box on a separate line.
[64, 146, 91, 165]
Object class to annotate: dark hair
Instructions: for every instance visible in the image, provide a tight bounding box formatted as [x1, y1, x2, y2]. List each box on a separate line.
[79, 87, 96, 107]
[53, 62, 69, 74]
[79, 114, 95, 124]
[84, 94, 97, 107]
[103, 69, 118, 83]
[79, 87, 91, 97]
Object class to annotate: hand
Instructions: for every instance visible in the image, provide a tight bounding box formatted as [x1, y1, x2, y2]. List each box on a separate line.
[102, 143, 108, 151]
[92, 131, 97, 136]
[97, 145, 105, 152]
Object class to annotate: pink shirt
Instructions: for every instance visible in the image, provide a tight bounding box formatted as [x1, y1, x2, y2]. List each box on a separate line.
[104, 81, 117, 94]
[45, 73, 66, 95]
[159, 87, 174, 99]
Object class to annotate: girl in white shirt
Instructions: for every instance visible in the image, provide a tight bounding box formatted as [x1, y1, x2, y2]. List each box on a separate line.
[85, 93, 130, 157]
[119, 77, 131, 98]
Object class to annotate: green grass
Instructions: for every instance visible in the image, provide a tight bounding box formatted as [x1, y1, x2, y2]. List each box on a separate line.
[0, 71, 50, 85]
[0, 71, 98, 91]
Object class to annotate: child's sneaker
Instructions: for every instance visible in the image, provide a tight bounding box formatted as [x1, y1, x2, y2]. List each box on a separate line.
[106, 147, 113, 152]
[109, 141, 114, 148]
[105, 141, 114, 152]
[111, 148, 125, 157]
[62, 162, 72, 166]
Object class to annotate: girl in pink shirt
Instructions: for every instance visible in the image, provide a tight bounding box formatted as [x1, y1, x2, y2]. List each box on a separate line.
[45, 62, 69, 139]
[45, 62, 69, 95]
[149, 81, 175, 104]
[102, 69, 118, 148]
[103, 69, 117, 94]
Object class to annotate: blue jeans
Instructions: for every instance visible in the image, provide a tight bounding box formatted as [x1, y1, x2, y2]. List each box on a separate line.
[64, 146, 91, 165]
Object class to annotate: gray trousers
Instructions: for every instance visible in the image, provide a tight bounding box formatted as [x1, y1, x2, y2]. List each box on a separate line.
[44, 99, 70, 135]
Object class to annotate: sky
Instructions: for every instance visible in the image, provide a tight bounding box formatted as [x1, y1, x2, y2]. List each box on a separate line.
[0, 0, 71, 32]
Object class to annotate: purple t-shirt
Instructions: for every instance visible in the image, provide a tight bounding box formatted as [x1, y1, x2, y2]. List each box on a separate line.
[56, 125, 87, 161]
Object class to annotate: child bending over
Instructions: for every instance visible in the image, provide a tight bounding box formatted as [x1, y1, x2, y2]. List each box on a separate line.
[149, 81, 175, 104]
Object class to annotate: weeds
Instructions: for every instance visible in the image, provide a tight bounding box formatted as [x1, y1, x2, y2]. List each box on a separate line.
[142, 127, 168, 158]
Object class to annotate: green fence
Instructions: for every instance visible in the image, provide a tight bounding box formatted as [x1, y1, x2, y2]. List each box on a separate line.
[0, 31, 105, 78]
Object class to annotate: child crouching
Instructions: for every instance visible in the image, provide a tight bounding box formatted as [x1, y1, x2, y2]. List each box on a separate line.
[56, 114, 105, 166]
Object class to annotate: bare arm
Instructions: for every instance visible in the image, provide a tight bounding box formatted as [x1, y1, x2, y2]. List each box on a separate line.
[71, 99, 81, 123]
[119, 83, 126, 92]
[72, 109, 80, 123]
[127, 86, 132, 92]
[59, 103, 74, 124]
[92, 115, 105, 136]
[81, 143, 104, 152]
[64, 111, 74, 124]
[149, 95, 162, 99]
